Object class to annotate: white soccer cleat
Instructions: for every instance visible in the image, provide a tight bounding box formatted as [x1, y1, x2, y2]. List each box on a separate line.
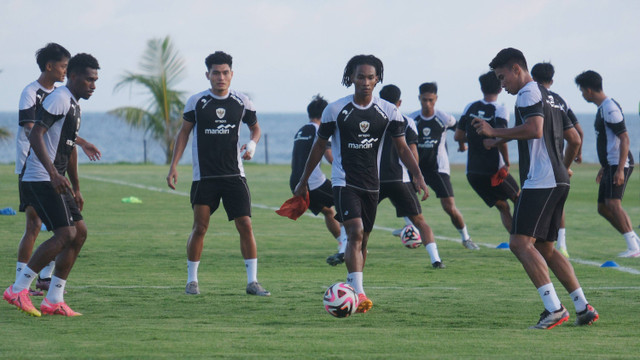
[617, 249, 640, 258]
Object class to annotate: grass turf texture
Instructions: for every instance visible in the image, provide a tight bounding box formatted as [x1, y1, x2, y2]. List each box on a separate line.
[0, 163, 639, 359]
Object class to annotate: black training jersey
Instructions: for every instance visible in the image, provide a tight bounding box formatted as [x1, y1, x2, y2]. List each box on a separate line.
[457, 100, 509, 175]
[411, 109, 456, 174]
[548, 90, 579, 127]
[514, 82, 571, 189]
[22, 86, 80, 182]
[317, 95, 404, 191]
[289, 122, 328, 191]
[595, 97, 633, 167]
[16, 81, 55, 174]
[379, 114, 418, 183]
[183, 89, 257, 180]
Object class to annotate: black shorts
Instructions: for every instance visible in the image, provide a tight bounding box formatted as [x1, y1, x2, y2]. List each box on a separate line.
[22, 181, 82, 231]
[467, 173, 519, 207]
[598, 165, 632, 203]
[422, 170, 454, 198]
[378, 181, 421, 217]
[191, 177, 251, 221]
[333, 186, 379, 233]
[308, 179, 334, 215]
[18, 175, 31, 212]
[511, 185, 568, 242]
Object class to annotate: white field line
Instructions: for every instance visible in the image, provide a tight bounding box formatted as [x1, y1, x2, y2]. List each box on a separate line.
[81, 174, 640, 276]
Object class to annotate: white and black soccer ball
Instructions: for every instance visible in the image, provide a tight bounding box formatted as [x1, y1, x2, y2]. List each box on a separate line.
[323, 282, 358, 318]
[400, 224, 422, 248]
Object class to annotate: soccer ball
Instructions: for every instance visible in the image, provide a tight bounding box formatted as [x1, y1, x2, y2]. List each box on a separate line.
[400, 224, 422, 248]
[323, 282, 358, 318]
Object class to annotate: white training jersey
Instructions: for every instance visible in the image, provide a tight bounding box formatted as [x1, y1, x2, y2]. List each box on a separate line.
[596, 97, 631, 168]
[16, 81, 55, 174]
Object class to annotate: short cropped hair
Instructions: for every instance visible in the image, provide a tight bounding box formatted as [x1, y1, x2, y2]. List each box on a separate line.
[205, 51, 233, 70]
[479, 71, 501, 95]
[379, 84, 401, 104]
[489, 47, 528, 72]
[574, 70, 603, 92]
[341, 55, 384, 87]
[307, 94, 328, 119]
[67, 53, 100, 75]
[531, 62, 555, 83]
[36, 43, 71, 72]
[419, 82, 437, 95]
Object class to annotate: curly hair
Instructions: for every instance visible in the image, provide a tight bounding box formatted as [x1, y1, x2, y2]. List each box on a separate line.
[341, 55, 383, 87]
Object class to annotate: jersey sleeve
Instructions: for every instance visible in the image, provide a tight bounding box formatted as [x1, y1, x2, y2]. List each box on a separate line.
[516, 86, 543, 121]
[603, 101, 627, 135]
[183, 94, 199, 123]
[317, 105, 336, 139]
[404, 115, 418, 145]
[240, 93, 257, 126]
[18, 87, 37, 125]
[457, 103, 473, 130]
[566, 108, 579, 126]
[38, 92, 68, 129]
[561, 110, 574, 130]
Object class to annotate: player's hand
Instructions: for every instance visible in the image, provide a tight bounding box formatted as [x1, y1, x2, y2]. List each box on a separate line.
[613, 168, 625, 186]
[595, 167, 603, 184]
[241, 140, 257, 160]
[73, 190, 84, 211]
[472, 118, 493, 137]
[567, 168, 573, 178]
[80, 142, 102, 161]
[51, 173, 72, 194]
[413, 176, 429, 201]
[293, 181, 308, 198]
[457, 143, 467, 152]
[166, 168, 178, 190]
[482, 138, 497, 150]
[574, 152, 582, 164]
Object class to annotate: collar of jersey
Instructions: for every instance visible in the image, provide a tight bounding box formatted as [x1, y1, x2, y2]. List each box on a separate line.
[350, 95, 374, 110]
[208, 89, 231, 100]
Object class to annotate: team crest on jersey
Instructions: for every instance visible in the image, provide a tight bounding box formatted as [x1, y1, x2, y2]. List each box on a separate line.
[216, 108, 226, 119]
[359, 121, 370, 133]
[422, 128, 431, 137]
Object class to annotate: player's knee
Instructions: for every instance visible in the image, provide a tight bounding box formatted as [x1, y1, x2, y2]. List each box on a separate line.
[55, 226, 77, 244]
[495, 200, 509, 212]
[192, 222, 209, 236]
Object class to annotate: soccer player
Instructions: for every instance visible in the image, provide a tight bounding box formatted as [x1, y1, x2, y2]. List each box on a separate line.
[167, 51, 270, 296]
[13, 43, 101, 298]
[454, 72, 519, 234]
[574, 70, 639, 257]
[411, 82, 478, 250]
[4, 53, 101, 317]
[294, 55, 429, 313]
[474, 48, 597, 329]
[378, 84, 443, 268]
[531, 62, 585, 258]
[289, 95, 348, 266]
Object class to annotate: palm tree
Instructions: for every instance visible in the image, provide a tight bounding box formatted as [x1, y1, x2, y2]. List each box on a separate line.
[109, 36, 186, 164]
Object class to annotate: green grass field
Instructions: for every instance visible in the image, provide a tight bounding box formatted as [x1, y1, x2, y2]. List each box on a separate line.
[0, 163, 639, 359]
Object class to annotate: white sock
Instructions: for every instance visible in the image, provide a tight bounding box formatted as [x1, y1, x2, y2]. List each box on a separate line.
[403, 217, 413, 226]
[13, 266, 37, 292]
[569, 287, 588, 313]
[187, 260, 200, 283]
[346, 272, 364, 295]
[39, 261, 55, 279]
[15, 261, 27, 283]
[623, 232, 639, 250]
[458, 226, 470, 241]
[556, 228, 566, 249]
[46, 276, 66, 304]
[245, 258, 257, 284]
[537, 283, 562, 312]
[426, 243, 441, 263]
[338, 238, 347, 253]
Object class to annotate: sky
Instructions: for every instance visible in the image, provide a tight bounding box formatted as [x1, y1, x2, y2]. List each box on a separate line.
[1, 0, 639, 116]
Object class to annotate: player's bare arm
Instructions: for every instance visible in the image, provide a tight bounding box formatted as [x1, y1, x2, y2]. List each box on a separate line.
[562, 127, 581, 170]
[453, 128, 467, 152]
[293, 137, 328, 197]
[75, 136, 102, 161]
[28, 123, 71, 194]
[392, 136, 429, 201]
[474, 115, 542, 140]
[614, 131, 630, 185]
[67, 147, 84, 211]
[241, 122, 261, 160]
[573, 122, 584, 163]
[166, 120, 194, 189]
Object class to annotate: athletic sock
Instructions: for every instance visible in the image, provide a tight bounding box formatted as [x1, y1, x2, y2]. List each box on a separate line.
[338, 238, 348, 254]
[46, 276, 66, 304]
[537, 283, 562, 312]
[556, 228, 567, 249]
[569, 287, 588, 313]
[245, 258, 257, 284]
[13, 266, 37, 293]
[623, 232, 640, 250]
[39, 261, 55, 279]
[425, 243, 441, 264]
[403, 217, 413, 226]
[187, 260, 200, 283]
[346, 272, 364, 295]
[15, 261, 27, 283]
[458, 226, 470, 241]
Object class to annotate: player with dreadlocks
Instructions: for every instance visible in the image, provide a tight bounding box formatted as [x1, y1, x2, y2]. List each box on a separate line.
[294, 55, 428, 313]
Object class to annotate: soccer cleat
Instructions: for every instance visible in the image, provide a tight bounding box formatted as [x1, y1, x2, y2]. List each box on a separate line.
[462, 238, 480, 250]
[28, 288, 44, 296]
[557, 247, 570, 258]
[40, 298, 82, 316]
[575, 304, 599, 326]
[36, 276, 51, 291]
[246, 281, 271, 296]
[617, 249, 640, 258]
[326, 252, 345, 266]
[391, 228, 403, 237]
[431, 261, 446, 269]
[356, 293, 372, 313]
[185, 281, 200, 295]
[3, 285, 41, 317]
[529, 305, 569, 329]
